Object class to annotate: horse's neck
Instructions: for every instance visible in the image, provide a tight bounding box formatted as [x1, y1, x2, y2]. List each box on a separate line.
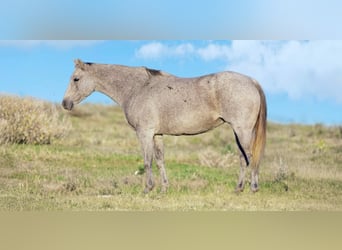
[94, 65, 148, 106]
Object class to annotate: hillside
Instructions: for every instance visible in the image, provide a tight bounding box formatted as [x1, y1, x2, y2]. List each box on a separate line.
[0, 101, 341, 210]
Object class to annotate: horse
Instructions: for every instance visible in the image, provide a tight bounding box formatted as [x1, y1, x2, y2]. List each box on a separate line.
[62, 59, 267, 193]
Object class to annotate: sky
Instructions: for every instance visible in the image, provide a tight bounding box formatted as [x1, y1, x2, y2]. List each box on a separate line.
[1, 0, 342, 39]
[0, 40, 341, 125]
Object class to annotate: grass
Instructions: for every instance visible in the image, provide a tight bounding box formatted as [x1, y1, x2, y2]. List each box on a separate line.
[0, 95, 70, 144]
[0, 101, 341, 211]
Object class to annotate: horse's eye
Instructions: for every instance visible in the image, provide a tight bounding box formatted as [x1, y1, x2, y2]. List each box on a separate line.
[74, 77, 79, 82]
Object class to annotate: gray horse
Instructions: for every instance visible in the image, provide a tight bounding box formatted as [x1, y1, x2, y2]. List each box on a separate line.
[62, 59, 267, 193]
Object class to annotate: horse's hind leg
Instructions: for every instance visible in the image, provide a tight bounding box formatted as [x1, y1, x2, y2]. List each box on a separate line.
[251, 165, 259, 192]
[233, 127, 253, 192]
[153, 135, 169, 193]
[137, 129, 155, 193]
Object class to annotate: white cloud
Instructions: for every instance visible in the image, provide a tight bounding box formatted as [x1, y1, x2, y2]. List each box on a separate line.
[197, 43, 230, 61]
[135, 42, 166, 59]
[136, 41, 342, 103]
[222, 41, 342, 103]
[135, 42, 195, 59]
[0, 40, 103, 49]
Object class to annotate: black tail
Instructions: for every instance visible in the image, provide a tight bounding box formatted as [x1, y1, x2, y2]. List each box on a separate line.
[234, 132, 249, 166]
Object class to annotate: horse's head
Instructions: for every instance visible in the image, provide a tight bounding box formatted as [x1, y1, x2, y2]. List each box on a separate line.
[62, 59, 96, 110]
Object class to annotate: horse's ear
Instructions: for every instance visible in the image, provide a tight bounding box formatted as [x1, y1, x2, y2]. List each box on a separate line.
[74, 59, 86, 70]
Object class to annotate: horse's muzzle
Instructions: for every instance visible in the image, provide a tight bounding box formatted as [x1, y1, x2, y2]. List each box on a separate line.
[62, 99, 74, 110]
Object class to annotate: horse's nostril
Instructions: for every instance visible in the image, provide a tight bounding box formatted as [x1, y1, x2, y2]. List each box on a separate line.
[62, 99, 73, 110]
[62, 100, 66, 108]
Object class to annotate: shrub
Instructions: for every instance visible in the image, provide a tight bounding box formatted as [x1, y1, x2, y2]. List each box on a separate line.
[0, 95, 71, 144]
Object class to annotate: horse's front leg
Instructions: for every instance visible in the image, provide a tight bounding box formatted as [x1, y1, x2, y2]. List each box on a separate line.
[154, 135, 169, 193]
[137, 129, 155, 193]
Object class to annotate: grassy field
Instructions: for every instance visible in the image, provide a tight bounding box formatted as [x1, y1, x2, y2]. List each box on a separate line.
[0, 102, 341, 211]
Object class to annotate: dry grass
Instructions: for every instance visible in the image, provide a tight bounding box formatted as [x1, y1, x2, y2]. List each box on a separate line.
[0, 95, 71, 144]
[0, 100, 341, 211]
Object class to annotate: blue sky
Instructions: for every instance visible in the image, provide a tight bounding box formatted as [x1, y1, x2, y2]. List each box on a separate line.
[2, 1, 341, 39]
[0, 40, 341, 125]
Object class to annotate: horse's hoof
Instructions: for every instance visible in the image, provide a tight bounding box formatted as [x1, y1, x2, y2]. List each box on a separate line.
[235, 187, 244, 193]
[251, 183, 259, 193]
[144, 186, 154, 194]
[143, 189, 149, 194]
[235, 182, 245, 193]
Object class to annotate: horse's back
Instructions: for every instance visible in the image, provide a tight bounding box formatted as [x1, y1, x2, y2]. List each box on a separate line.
[125, 71, 262, 134]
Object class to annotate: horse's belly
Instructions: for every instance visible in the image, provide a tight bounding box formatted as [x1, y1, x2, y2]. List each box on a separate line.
[159, 110, 223, 135]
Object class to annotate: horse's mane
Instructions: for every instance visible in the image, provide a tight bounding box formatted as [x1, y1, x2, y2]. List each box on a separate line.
[145, 67, 162, 76]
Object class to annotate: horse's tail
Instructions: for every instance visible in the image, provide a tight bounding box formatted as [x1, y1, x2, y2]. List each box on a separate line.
[251, 81, 267, 169]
